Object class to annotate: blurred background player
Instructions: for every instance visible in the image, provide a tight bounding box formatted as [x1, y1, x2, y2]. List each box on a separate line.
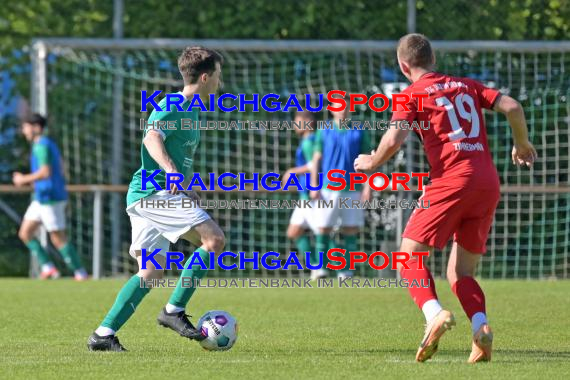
[283, 110, 322, 280]
[354, 33, 537, 363]
[310, 99, 372, 279]
[13, 114, 88, 280]
[88, 47, 226, 352]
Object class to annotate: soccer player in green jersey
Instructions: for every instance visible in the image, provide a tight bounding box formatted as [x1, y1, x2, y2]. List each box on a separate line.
[283, 110, 322, 280]
[14, 113, 87, 281]
[88, 47, 225, 351]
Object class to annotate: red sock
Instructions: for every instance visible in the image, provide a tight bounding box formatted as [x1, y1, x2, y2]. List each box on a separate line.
[399, 257, 438, 309]
[451, 276, 486, 320]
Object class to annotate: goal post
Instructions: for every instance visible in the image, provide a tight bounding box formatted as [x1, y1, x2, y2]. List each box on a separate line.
[25, 38, 570, 279]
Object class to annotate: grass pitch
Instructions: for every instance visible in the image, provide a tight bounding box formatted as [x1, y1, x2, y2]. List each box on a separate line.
[0, 278, 569, 379]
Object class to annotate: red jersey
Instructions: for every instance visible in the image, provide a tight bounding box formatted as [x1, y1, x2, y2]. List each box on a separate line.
[391, 72, 501, 190]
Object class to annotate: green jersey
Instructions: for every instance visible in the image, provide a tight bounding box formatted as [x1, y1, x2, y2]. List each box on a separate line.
[127, 93, 200, 207]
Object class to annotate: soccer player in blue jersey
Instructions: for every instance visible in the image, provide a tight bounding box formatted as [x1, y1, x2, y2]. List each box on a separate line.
[13, 113, 87, 280]
[283, 110, 323, 279]
[310, 101, 372, 278]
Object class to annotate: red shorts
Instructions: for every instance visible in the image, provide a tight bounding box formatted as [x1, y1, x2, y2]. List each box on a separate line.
[402, 184, 500, 253]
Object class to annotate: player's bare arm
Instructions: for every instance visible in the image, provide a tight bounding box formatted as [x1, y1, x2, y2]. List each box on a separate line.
[493, 94, 538, 168]
[361, 180, 372, 201]
[309, 151, 322, 199]
[143, 129, 179, 194]
[354, 126, 410, 172]
[12, 164, 51, 187]
[283, 162, 312, 184]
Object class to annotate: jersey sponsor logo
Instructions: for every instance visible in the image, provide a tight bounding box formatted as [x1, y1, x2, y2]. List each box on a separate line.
[424, 80, 469, 94]
[452, 142, 485, 151]
[182, 139, 197, 147]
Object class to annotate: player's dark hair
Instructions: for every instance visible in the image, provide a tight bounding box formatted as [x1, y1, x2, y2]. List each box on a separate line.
[397, 33, 435, 69]
[178, 46, 224, 84]
[23, 113, 47, 129]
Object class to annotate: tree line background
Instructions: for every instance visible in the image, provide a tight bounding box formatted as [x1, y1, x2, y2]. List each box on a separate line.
[1, 0, 569, 51]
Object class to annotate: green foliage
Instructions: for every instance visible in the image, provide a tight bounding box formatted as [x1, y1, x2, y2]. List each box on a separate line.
[123, 0, 408, 40]
[416, 0, 570, 40]
[0, 0, 113, 53]
[0, 0, 568, 57]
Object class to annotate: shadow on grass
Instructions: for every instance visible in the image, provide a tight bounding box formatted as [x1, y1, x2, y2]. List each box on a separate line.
[233, 347, 570, 363]
[493, 349, 570, 361]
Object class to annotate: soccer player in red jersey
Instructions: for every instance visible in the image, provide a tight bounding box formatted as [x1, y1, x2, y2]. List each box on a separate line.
[354, 34, 537, 363]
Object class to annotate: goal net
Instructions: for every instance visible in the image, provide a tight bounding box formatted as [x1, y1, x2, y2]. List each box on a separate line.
[24, 39, 569, 279]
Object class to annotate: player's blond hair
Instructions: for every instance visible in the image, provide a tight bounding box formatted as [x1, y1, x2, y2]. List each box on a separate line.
[397, 33, 435, 69]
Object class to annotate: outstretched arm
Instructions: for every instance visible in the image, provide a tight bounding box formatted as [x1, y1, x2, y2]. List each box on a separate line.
[143, 130, 179, 194]
[13, 165, 51, 187]
[493, 95, 537, 167]
[354, 125, 409, 172]
[13, 143, 52, 186]
[285, 162, 312, 176]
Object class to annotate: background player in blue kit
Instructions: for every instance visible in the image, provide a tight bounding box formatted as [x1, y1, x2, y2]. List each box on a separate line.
[13, 113, 87, 280]
[310, 101, 372, 278]
[283, 110, 323, 280]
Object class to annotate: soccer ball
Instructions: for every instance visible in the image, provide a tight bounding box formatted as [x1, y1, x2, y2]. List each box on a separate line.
[198, 310, 238, 351]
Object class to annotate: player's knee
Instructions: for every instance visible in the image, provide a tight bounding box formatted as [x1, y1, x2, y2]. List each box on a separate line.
[50, 233, 67, 249]
[446, 266, 475, 285]
[138, 267, 164, 281]
[446, 267, 459, 285]
[18, 228, 30, 243]
[204, 232, 225, 254]
[286, 225, 302, 240]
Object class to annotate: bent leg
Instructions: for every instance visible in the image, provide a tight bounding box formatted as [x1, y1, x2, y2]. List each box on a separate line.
[167, 219, 225, 310]
[447, 242, 487, 333]
[288, 223, 315, 266]
[97, 253, 165, 335]
[448, 242, 493, 363]
[397, 238, 441, 321]
[19, 219, 53, 268]
[50, 229, 85, 273]
[399, 238, 456, 362]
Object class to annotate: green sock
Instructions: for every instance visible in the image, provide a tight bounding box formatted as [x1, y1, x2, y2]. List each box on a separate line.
[344, 235, 358, 252]
[26, 239, 51, 267]
[328, 236, 341, 271]
[316, 234, 330, 269]
[101, 275, 150, 331]
[328, 236, 339, 251]
[342, 234, 358, 272]
[168, 248, 210, 308]
[58, 243, 83, 271]
[295, 235, 316, 265]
